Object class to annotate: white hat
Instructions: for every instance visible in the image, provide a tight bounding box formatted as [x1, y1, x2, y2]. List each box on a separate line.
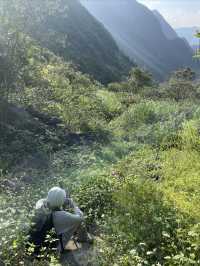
[47, 187, 66, 209]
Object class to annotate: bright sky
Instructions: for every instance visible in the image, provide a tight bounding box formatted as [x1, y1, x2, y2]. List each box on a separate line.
[138, 0, 200, 28]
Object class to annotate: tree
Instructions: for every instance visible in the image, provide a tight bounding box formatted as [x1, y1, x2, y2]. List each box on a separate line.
[0, 26, 30, 100]
[171, 68, 195, 82]
[0, 0, 64, 100]
[166, 69, 196, 101]
[128, 67, 153, 93]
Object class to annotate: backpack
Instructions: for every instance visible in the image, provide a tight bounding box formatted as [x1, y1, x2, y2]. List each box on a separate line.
[27, 208, 54, 256]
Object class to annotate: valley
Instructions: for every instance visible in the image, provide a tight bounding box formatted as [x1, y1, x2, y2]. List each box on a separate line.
[0, 0, 200, 265]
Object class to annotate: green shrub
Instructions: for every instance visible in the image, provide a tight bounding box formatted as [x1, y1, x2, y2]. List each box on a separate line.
[97, 90, 123, 120]
[74, 175, 118, 225]
[99, 173, 200, 265]
[165, 79, 196, 102]
[179, 120, 200, 151]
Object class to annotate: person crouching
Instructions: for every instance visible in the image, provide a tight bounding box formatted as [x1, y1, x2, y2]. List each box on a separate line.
[47, 187, 93, 253]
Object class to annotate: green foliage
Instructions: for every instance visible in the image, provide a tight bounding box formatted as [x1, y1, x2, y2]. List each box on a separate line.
[97, 90, 123, 120]
[74, 175, 118, 225]
[166, 79, 196, 101]
[179, 120, 200, 151]
[1, 2, 200, 265]
[194, 31, 200, 59]
[98, 150, 200, 265]
[0, 30, 29, 99]
[108, 67, 153, 95]
[0, 35, 111, 134]
[111, 100, 175, 137]
[109, 178, 181, 264]
[172, 68, 196, 81]
[1, 0, 132, 84]
[23, 58, 107, 132]
[163, 69, 197, 101]
[97, 117, 200, 265]
[128, 67, 153, 93]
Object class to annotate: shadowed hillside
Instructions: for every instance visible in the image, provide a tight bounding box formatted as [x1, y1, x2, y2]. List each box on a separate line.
[25, 0, 133, 84]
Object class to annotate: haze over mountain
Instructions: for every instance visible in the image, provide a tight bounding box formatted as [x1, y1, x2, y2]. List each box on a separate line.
[82, 0, 195, 80]
[176, 27, 199, 50]
[153, 10, 193, 51]
[27, 0, 133, 84]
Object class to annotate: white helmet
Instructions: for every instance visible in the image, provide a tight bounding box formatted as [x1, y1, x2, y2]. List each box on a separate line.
[47, 187, 66, 209]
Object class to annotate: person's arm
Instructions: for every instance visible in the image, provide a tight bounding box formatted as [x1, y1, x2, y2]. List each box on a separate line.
[58, 182, 83, 217]
[65, 198, 83, 217]
[63, 197, 74, 209]
[74, 205, 83, 217]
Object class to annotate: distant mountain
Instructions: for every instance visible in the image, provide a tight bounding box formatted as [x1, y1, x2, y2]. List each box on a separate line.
[82, 0, 195, 80]
[176, 27, 199, 48]
[27, 0, 133, 84]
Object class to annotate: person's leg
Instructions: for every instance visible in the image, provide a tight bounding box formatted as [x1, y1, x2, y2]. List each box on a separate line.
[58, 222, 82, 251]
[59, 234, 65, 253]
[75, 222, 94, 244]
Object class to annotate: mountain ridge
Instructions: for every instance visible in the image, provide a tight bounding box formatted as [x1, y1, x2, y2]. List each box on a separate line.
[82, 0, 195, 80]
[153, 10, 178, 40]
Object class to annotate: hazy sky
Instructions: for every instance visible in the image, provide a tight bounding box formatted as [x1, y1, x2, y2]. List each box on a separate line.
[138, 0, 200, 28]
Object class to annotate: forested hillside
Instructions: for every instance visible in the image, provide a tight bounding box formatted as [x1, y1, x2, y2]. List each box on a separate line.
[4, 0, 132, 84]
[82, 0, 195, 80]
[1, 0, 200, 266]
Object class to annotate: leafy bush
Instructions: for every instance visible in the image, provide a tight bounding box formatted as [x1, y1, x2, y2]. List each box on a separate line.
[98, 166, 200, 265]
[74, 175, 118, 225]
[100, 178, 177, 265]
[97, 90, 123, 120]
[179, 120, 200, 151]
